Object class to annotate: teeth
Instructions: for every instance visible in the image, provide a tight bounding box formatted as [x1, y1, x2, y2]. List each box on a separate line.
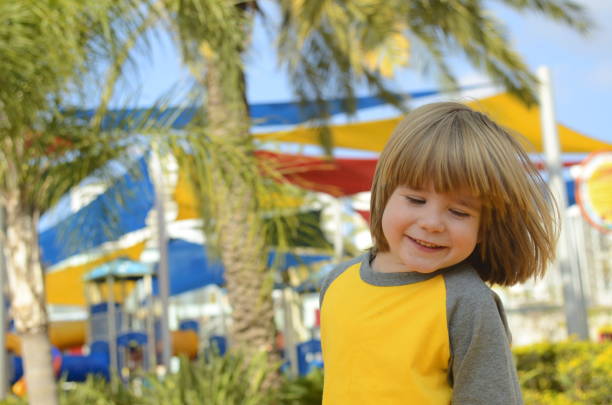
[414, 238, 441, 248]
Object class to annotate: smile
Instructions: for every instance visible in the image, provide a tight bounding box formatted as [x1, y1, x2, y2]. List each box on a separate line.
[409, 236, 445, 249]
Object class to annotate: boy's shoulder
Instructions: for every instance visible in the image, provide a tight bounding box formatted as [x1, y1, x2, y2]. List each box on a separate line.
[444, 263, 513, 344]
[318, 253, 367, 307]
[443, 263, 496, 306]
[443, 263, 510, 334]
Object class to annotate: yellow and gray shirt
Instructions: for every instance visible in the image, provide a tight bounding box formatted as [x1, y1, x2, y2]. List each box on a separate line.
[319, 254, 522, 405]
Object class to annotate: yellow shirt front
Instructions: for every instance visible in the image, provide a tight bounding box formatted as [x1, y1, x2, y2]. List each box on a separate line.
[320, 262, 452, 405]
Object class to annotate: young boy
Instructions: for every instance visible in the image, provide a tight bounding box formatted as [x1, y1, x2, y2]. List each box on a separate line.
[319, 102, 557, 404]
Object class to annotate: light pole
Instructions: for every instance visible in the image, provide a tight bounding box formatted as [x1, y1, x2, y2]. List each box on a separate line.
[150, 144, 172, 372]
[538, 65, 590, 340]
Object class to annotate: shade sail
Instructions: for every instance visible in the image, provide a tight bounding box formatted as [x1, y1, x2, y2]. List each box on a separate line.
[256, 151, 578, 198]
[46, 239, 331, 306]
[256, 151, 377, 197]
[69, 88, 446, 129]
[45, 241, 147, 306]
[152, 239, 225, 295]
[171, 151, 583, 219]
[151, 239, 332, 296]
[173, 160, 306, 221]
[39, 157, 154, 267]
[255, 93, 612, 153]
[45, 208, 332, 305]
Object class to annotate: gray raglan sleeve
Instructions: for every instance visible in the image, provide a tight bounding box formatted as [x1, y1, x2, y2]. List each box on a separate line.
[445, 269, 523, 405]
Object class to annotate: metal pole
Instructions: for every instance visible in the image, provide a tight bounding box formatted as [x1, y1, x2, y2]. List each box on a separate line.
[0, 208, 8, 398]
[282, 287, 298, 376]
[144, 274, 156, 372]
[107, 276, 119, 380]
[537, 66, 590, 340]
[151, 145, 171, 373]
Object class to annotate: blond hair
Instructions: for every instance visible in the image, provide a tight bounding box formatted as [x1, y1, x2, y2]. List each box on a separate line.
[370, 102, 558, 286]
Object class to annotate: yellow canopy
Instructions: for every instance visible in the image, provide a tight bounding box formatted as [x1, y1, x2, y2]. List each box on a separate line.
[256, 92, 611, 153]
[173, 158, 306, 221]
[45, 241, 146, 306]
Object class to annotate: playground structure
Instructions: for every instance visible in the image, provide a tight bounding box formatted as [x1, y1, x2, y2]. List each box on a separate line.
[5, 320, 198, 382]
[5, 253, 326, 389]
[5, 258, 199, 390]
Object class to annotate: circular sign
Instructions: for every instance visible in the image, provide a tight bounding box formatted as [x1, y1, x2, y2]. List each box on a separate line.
[575, 151, 612, 232]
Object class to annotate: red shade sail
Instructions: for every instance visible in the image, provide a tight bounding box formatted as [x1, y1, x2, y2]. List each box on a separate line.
[256, 151, 377, 197]
[256, 151, 579, 198]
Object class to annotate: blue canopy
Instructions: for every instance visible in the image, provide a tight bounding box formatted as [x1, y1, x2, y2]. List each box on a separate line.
[67, 86, 476, 130]
[39, 157, 155, 267]
[152, 239, 331, 296]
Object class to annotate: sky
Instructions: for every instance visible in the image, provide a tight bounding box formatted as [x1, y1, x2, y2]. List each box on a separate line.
[117, 0, 612, 147]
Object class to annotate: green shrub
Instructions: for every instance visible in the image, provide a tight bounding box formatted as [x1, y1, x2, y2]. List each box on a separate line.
[0, 376, 136, 405]
[522, 389, 582, 405]
[2, 341, 608, 405]
[1, 351, 279, 405]
[0, 395, 26, 405]
[515, 341, 612, 405]
[141, 351, 279, 405]
[278, 368, 323, 405]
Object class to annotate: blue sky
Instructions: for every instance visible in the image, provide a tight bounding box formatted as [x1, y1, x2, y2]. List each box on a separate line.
[114, 0, 612, 146]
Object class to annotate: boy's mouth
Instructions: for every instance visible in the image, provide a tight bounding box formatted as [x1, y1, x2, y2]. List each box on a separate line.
[409, 236, 445, 249]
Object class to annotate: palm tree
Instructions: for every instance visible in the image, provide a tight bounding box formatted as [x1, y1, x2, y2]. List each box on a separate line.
[151, 0, 589, 367]
[0, 1, 150, 404]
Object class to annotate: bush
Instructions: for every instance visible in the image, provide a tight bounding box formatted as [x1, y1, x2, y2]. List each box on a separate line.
[515, 341, 612, 405]
[0, 351, 279, 405]
[0, 376, 136, 405]
[278, 368, 323, 405]
[141, 352, 280, 405]
[2, 341, 608, 405]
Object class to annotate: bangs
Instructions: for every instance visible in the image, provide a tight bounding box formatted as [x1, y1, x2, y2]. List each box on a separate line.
[386, 110, 522, 209]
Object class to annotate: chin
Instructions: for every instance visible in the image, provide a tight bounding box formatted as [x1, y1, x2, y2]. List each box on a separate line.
[401, 261, 440, 274]
[412, 267, 440, 274]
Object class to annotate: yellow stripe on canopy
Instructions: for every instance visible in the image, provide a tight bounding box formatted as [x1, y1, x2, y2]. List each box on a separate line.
[256, 92, 611, 153]
[468, 93, 611, 153]
[173, 163, 305, 221]
[45, 241, 146, 306]
[173, 164, 200, 221]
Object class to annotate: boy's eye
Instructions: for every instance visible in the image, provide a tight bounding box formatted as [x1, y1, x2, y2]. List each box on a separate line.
[405, 196, 425, 204]
[450, 209, 470, 218]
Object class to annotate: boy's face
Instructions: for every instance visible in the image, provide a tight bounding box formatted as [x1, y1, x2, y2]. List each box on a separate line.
[376, 184, 481, 274]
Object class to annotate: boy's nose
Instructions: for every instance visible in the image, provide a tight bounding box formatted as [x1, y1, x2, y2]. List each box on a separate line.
[418, 215, 445, 233]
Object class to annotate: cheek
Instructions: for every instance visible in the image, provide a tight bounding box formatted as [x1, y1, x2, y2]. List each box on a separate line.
[463, 221, 481, 250]
[381, 200, 401, 224]
[380, 204, 399, 242]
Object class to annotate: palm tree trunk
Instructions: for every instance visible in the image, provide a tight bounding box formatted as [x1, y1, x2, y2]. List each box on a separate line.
[2, 188, 58, 405]
[204, 56, 280, 366]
